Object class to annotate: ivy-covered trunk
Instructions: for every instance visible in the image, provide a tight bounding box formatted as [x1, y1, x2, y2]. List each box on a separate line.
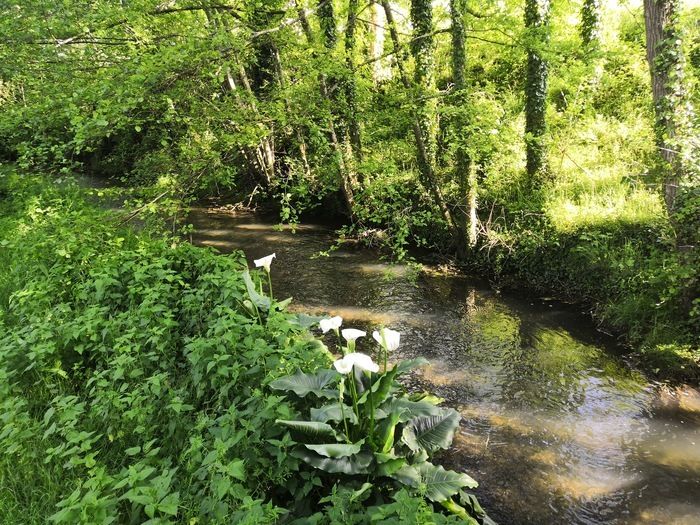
[580, 0, 601, 50]
[524, 0, 550, 184]
[404, 0, 455, 232]
[316, 0, 357, 216]
[411, 0, 437, 173]
[643, 0, 695, 215]
[450, 0, 477, 253]
[344, 0, 363, 162]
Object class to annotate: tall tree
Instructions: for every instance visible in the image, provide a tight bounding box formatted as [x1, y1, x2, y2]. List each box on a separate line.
[345, 0, 363, 160]
[315, 0, 357, 216]
[580, 0, 601, 50]
[380, 0, 454, 231]
[643, 0, 694, 213]
[524, 0, 551, 184]
[450, 0, 478, 250]
[411, 0, 438, 173]
[370, 1, 389, 82]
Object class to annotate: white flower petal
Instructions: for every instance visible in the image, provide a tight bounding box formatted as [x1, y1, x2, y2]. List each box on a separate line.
[372, 328, 401, 351]
[253, 253, 276, 272]
[344, 352, 379, 374]
[319, 315, 343, 333]
[333, 357, 353, 374]
[341, 328, 366, 342]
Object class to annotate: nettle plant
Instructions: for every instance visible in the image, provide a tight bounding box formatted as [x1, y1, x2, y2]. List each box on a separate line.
[270, 317, 491, 523]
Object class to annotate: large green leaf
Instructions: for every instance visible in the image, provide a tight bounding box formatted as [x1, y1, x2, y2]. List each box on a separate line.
[408, 391, 445, 406]
[457, 491, 496, 524]
[394, 358, 429, 376]
[292, 313, 325, 329]
[304, 440, 364, 458]
[375, 452, 406, 477]
[376, 410, 402, 453]
[310, 403, 358, 425]
[401, 409, 460, 453]
[292, 449, 373, 474]
[380, 397, 442, 423]
[270, 369, 338, 399]
[439, 499, 481, 525]
[242, 270, 271, 311]
[415, 462, 478, 502]
[275, 420, 337, 439]
[389, 464, 421, 487]
[358, 366, 398, 406]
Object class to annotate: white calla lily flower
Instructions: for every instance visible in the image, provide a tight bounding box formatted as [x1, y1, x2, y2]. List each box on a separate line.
[319, 316, 343, 333]
[341, 328, 366, 342]
[253, 253, 276, 272]
[333, 352, 379, 375]
[333, 357, 353, 374]
[372, 327, 400, 351]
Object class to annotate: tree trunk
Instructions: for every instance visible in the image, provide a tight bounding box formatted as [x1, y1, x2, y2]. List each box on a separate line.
[238, 65, 276, 185]
[580, 0, 601, 50]
[380, 1, 409, 82]
[212, 10, 275, 186]
[370, 2, 390, 82]
[345, 0, 363, 162]
[524, 0, 550, 184]
[317, 0, 337, 48]
[315, 0, 357, 217]
[379, 0, 452, 232]
[450, 0, 477, 254]
[271, 48, 312, 180]
[410, 0, 438, 174]
[451, 0, 467, 92]
[246, 1, 285, 96]
[644, 0, 687, 213]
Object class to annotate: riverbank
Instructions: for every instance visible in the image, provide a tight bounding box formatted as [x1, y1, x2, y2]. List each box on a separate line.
[186, 203, 700, 525]
[458, 214, 699, 383]
[0, 170, 494, 524]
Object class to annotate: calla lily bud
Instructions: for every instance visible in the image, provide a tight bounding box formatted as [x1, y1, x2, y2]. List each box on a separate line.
[333, 352, 379, 374]
[341, 329, 366, 342]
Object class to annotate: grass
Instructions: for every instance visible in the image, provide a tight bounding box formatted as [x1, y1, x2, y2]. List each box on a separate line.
[470, 112, 699, 382]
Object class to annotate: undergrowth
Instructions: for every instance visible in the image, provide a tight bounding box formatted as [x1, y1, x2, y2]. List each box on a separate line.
[0, 171, 490, 524]
[467, 210, 699, 381]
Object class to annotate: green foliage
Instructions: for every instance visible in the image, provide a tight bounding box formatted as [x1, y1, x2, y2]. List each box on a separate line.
[0, 173, 492, 523]
[270, 355, 488, 522]
[0, 0, 697, 379]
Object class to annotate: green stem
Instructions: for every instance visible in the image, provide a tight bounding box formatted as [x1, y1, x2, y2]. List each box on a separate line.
[335, 329, 343, 354]
[252, 300, 262, 325]
[339, 380, 351, 442]
[380, 329, 388, 372]
[368, 372, 375, 449]
[267, 271, 273, 299]
[348, 369, 360, 421]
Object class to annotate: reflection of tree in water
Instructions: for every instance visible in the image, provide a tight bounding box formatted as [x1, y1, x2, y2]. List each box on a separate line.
[498, 326, 593, 411]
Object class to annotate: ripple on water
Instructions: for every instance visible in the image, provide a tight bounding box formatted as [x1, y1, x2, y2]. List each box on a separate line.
[188, 210, 700, 525]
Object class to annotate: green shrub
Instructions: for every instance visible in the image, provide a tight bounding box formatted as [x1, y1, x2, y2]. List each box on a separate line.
[0, 174, 492, 523]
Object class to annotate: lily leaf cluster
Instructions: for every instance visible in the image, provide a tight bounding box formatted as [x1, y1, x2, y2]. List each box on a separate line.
[270, 359, 486, 521]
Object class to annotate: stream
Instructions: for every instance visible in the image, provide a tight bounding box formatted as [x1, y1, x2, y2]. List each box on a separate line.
[189, 207, 700, 525]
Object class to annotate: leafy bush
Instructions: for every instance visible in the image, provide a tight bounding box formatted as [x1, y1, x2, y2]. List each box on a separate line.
[0, 174, 492, 523]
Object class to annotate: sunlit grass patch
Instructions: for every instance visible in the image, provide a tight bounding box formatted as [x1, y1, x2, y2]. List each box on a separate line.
[546, 114, 663, 231]
[547, 187, 664, 231]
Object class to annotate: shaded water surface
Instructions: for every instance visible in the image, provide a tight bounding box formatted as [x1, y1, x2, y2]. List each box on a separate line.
[189, 208, 700, 525]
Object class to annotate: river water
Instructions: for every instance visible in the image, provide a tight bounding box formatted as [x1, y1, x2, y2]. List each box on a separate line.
[189, 208, 700, 525]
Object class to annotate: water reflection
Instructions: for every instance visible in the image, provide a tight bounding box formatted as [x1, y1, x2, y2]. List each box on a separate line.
[189, 209, 700, 525]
